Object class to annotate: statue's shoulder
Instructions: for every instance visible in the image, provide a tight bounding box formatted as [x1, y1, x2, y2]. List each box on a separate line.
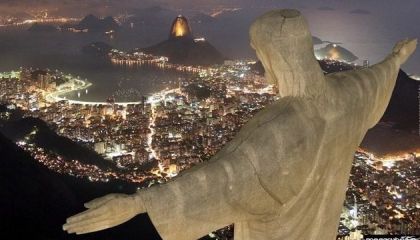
[326, 68, 375, 89]
[325, 68, 375, 111]
[253, 97, 323, 129]
[227, 97, 324, 153]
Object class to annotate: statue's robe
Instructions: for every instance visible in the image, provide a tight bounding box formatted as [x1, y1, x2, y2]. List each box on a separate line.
[139, 54, 400, 240]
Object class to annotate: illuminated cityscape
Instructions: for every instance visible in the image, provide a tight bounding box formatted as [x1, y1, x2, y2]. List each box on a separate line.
[0, 1, 419, 239]
[0, 61, 275, 183]
[0, 9, 80, 27]
[1, 56, 419, 237]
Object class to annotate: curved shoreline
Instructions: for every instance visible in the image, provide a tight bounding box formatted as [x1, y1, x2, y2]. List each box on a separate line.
[45, 76, 181, 106]
[45, 77, 147, 106]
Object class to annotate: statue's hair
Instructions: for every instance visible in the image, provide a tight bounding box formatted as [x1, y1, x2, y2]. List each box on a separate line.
[249, 9, 326, 98]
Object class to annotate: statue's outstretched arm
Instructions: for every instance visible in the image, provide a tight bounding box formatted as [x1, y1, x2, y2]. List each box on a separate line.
[133, 139, 283, 240]
[334, 39, 417, 129]
[63, 192, 146, 234]
[63, 130, 280, 239]
[365, 38, 417, 128]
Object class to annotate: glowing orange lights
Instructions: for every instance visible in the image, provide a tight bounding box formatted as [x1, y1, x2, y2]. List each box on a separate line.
[173, 20, 186, 37]
[170, 15, 191, 39]
[328, 47, 340, 60]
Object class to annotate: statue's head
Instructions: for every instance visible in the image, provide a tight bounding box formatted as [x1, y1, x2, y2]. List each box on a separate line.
[250, 9, 324, 98]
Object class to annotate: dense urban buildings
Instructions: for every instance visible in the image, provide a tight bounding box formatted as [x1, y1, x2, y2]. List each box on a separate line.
[0, 55, 418, 237]
[0, 2, 419, 239]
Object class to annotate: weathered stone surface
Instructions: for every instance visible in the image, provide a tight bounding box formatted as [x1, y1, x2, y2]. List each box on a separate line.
[63, 9, 417, 240]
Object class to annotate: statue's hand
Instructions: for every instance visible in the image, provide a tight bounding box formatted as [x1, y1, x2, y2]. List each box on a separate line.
[63, 193, 145, 235]
[392, 38, 417, 64]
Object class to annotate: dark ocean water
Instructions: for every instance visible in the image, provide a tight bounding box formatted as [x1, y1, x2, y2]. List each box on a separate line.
[0, 27, 186, 102]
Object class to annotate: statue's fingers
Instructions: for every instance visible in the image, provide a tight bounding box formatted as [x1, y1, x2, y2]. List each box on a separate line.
[73, 214, 133, 235]
[408, 38, 418, 44]
[66, 218, 111, 234]
[65, 206, 107, 224]
[407, 38, 418, 49]
[84, 194, 118, 208]
[64, 220, 102, 233]
[63, 212, 109, 232]
[74, 223, 110, 235]
[393, 39, 408, 53]
[397, 38, 418, 59]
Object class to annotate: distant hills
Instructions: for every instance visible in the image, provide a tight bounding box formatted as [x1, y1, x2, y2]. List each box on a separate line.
[0, 131, 161, 240]
[143, 37, 224, 66]
[63, 14, 120, 33]
[315, 43, 358, 62]
[382, 70, 419, 132]
[142, 15, 224, 66]
[80, 14, 225, 66]
[27, 14, 121, 33]
[0, 109, 115, 170]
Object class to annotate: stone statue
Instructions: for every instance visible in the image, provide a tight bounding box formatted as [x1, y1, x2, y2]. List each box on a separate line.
[63, 9, 417, 240]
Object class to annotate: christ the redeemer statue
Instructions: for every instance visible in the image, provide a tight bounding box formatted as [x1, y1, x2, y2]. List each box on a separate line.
[63, 9, 417, 240]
